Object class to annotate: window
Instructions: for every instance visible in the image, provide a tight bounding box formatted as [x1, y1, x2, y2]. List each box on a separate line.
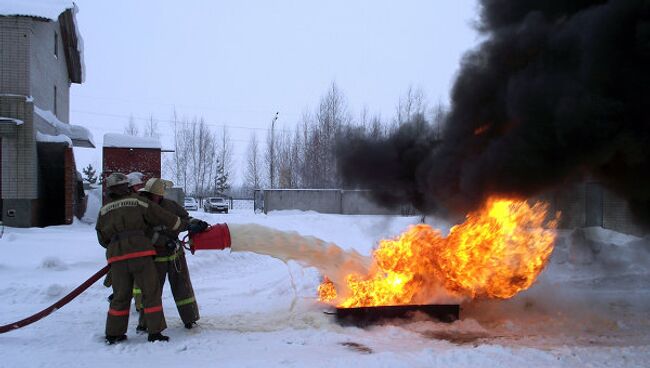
[54, 32, 58, 58]
[54, 85, 57, 116]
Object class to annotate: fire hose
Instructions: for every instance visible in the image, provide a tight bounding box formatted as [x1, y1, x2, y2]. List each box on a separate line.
[0, 224, 231, 334]
[0, 265, 110, 334]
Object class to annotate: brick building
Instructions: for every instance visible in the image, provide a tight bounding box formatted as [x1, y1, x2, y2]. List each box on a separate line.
[0, 3, 93, 227]
[102, 133, 162, 205]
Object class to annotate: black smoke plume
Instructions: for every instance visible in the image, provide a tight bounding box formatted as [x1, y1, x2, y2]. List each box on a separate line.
[338, 0, 650, 225]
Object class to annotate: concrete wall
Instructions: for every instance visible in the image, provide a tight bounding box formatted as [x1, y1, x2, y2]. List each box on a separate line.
[164, 187, 184, 206]
[262, 189, 416, 215]
[602, 189, 645, 236]
[263, 185, 645, 236]
[264, 190, 342, 214]
[30, 19, 70, 122]
[541, 182, 646, 236]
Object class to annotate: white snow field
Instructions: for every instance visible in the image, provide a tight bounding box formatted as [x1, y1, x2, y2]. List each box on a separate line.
[1, 208, 650, 368]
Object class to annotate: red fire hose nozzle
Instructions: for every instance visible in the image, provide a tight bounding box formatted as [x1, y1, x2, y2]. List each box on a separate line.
[187, 223, 231, 254]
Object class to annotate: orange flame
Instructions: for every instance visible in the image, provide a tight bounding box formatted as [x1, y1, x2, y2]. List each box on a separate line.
[318, 197, 559, 307]
[474, 124, 491, 135]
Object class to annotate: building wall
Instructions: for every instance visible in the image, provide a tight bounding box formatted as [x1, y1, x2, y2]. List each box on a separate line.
[0, 97, 38, 199]
[64, 147, 75, 224]
[0, 16, 72, 227]
[30, 19, 70, 123]
[0, 97, 39, 227]
[0, 17, 31, 95]
[102, 147, 162, 203]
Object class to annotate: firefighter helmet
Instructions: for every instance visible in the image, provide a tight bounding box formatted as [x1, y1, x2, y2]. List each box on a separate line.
[126, 172, 144, 187]
[105, 173, 129, 188]
[139, 178, 173, 196]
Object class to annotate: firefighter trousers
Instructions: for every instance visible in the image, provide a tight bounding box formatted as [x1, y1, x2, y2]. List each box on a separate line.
[106, 256, 167, 336]
[136, 250, 199, 329]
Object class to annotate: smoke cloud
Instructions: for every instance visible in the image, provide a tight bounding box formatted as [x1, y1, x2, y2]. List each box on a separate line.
[338, 0, 650, 225]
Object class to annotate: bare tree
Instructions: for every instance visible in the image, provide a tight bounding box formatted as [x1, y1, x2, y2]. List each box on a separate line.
[143, 114, 159, 138]
[299, 111, 320, 188]
[265, 112, 279, 188]
[188, 118, 212, 197]
[244, 132, 262, 192]
[124, 114, 139, 136]
[315, 81, 350, 188]
[430, 100, 447, 140]
[277, 128, 298, 188]
[290, 126, 303, 188]
[168, 110, 192, 193]
[394, 85, 427, 127]
[368, 113, 385, 139]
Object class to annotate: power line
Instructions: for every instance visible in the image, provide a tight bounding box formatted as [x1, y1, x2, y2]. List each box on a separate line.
[71, 109, 296, 134]
[71, 93, 294, 116]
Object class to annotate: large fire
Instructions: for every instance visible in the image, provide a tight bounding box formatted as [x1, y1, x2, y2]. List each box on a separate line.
[318, 197, 559, 307]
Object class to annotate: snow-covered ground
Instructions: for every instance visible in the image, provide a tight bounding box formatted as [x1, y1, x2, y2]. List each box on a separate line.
[1, 208, 650, 367]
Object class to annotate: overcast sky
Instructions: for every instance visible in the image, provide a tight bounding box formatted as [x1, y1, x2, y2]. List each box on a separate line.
[71, 0, 479, 184]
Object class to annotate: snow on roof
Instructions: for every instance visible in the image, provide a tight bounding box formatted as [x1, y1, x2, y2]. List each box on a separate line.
[0, 0, 74, 20]
[72, 5, 85, 83]
[0, 116, 24, 125]
[34, 105, 95, 147]
[103, 133, 162, 149]
[36, 131, 72, 147]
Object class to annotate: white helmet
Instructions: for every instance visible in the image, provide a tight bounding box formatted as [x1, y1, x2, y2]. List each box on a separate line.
[126, 172, 144, 188]
[105, 173, 129, 188]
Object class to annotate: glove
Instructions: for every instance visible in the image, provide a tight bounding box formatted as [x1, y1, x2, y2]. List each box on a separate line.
[166, 239, 179, 251]
[188, 220, 209, 234]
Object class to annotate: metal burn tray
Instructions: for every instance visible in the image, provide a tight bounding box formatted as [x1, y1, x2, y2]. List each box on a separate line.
[333, 304, 460, 326]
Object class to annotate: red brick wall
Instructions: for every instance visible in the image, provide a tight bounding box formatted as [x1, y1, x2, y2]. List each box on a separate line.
[64, 147, 75, 224]
[102, 147, 161, 204]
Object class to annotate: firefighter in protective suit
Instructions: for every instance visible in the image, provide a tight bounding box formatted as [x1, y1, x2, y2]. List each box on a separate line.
[101, 173, 146, 294]
[136, 178, 204, 331]
[96, 173, 207, 344]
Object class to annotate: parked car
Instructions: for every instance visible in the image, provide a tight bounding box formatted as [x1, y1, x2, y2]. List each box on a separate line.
[184, 196, 199, 211]
[204, 197, 229, 213]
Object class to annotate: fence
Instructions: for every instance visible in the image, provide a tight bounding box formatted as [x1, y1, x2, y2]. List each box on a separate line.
[255, 189, 416, 216]
[255, 185, 646, 236]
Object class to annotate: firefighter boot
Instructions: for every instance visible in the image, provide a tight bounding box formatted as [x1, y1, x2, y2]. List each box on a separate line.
[148, 333, 170, 342]
[105, 334, 127, 345]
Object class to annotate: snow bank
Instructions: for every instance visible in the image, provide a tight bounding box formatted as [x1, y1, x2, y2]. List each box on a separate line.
[103, 133, 161, 149]
[0, 0, 74, 20]
[80, 188, 102, 224]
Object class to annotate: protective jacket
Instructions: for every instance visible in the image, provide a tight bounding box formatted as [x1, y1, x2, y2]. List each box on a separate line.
[148, 198, 190, 257]
[96, 194, 186, 263]
[136, 197, 201, 327]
